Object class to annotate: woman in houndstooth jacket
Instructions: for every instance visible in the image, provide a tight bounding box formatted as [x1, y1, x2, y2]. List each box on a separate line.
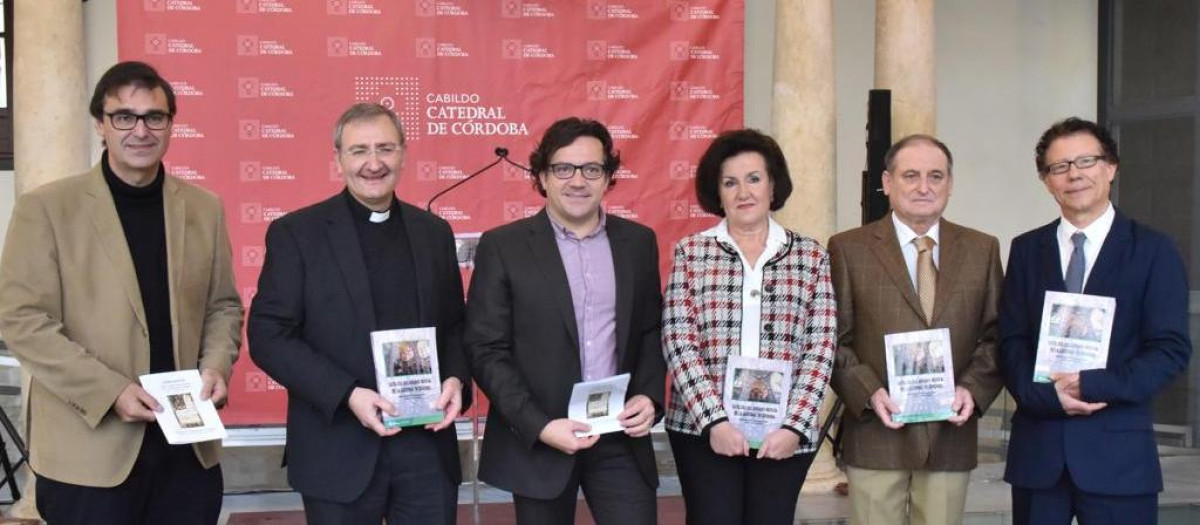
[662, 129, 837, 525]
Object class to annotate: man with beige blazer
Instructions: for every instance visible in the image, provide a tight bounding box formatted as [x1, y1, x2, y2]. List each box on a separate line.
[0, 62, 243, 524]
[829, 135, 1003, 525]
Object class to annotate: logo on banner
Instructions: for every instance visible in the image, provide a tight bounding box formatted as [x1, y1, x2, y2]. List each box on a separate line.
[238, 0, 295, 14]
[245, 371, 267, 393]
[415, 38, 468, 58]
[327, 0, 380, 15]
[328, 37, 349, 57]
[415, 38, 436, 58]
[145, 34, 168, 55]
[236, 0, 258, 13]
[670, 40, 720, 61]
[587, 81, 637, 101]
[502, 163, 528, 182]
[503, 201, 534, 221]
[668, 121, 717, 141]
[586, 40, 637, 60]
[241, 202, 263, 224]
[587, 0, 638, 19]
[242, 246, 265, 267]
[355, 77, 421, 140]
[417, 162, 437, 181]
[502, 40, 522, 60]
[669, 160, 695, 180]
[500, 0, 554, 18]
[238, 77, 260, 98]
[240, 161, 262, 182]
[167, 164, 205, 180]
[238, 35, 259, 56]
[415, 0, 468, 16]
[669, 1, 718, 20]
[239, 120, 261, 140]
[168, 81, 204, 97]
[669, 81, 719, 101]
[501, 40, 555, 60]
[145, 0, 201, 11]
[669, 200, 690, 220]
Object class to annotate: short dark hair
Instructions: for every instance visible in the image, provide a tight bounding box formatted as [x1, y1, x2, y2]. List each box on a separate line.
[333, 103, 406, 151]
[694, 129, 793, 217]
[528, 117, 620, 196]
[89, 61, 177, 121]
[884, 134, 954, 175]
[1034, 117, 1119, 177]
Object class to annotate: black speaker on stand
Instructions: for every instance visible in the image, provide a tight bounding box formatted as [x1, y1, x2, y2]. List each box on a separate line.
[862, 89, 892, 225]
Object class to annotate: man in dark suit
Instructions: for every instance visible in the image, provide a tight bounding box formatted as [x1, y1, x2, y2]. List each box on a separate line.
[1000, 117, 1191, 524]
[829, 135, 1004, 525]
[466, 117, 665, 524]
[248, 103, 470, 524]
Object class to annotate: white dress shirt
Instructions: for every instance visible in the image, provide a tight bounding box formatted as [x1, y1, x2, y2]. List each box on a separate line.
[701, 217, 787, 359]
[891, 213, 940, 290]
[1056, 202, 1115, 290]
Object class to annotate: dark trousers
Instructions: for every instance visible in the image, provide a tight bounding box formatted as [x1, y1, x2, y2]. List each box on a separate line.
[668, 430, 816, 525]
[303, 429, 457, 525]
[513, 434, 657, 525]
[1011, 469, 1158, 525]
[36, 424, 223, 525]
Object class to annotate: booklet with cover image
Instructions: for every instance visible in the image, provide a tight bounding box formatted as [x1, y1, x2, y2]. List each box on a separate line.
[371, 327, 443, 428]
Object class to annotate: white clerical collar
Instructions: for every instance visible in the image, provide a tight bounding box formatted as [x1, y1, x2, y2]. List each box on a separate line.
[369, 209, 391, 223]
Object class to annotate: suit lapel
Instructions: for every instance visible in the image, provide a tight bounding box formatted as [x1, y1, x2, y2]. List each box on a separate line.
[930, 220, 962, 324]
[608, 219, 634, 368]
[868, 216, 926, 323]
[163, 176, 185, 365]
[1039, 220, 1066, 293]
[399, 204, 433, 325]
[83, 168, 148, 333]
[325, 198, 377, 329]
[527, 210, 580, 353]
[1084, 211, 1132, 298]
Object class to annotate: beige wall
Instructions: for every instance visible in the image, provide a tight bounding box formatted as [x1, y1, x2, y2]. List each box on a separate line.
[5, 1, 1096, 257]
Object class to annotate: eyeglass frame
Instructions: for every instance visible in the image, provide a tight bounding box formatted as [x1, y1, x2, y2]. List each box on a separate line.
[104, 111, 174, 131]
[1040, 155, 1110, 176]
[545, 162, 608, 180]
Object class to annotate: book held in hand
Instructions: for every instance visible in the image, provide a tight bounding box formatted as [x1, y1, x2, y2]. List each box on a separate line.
[723, 355, 792, 448]
[568, 373, 631, 437]
[371, 327, 443, 428]
[139, 370, 227, 445]
[1033, 291, 1115, 383]
[884, 328, 956, 424]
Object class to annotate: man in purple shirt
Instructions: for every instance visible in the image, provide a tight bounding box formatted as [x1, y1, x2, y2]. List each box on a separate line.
[466, 117, 666, 524]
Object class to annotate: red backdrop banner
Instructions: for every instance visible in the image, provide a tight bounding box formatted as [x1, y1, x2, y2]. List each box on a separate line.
[119, 0, 743, 426]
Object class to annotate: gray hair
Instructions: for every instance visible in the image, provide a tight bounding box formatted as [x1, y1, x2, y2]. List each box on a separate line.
[332, 102, 406, 151]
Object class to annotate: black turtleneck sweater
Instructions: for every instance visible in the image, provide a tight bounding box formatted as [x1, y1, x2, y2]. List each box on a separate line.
[343, 190, 421, 330]
[102, 153, 175, 374]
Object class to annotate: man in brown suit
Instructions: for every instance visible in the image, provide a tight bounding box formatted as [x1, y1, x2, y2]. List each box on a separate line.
[829, 135, 1003, 525]
[0, 62, 243, 524]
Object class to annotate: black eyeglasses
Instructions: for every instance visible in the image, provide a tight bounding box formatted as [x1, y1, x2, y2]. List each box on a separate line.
[547, 162, 606, 180]
[1042, 155, 1108, 176]
[106, 111, 173, 131]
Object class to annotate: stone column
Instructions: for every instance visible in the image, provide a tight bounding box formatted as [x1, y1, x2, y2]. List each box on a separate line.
[14, 0, 91, 195]
[875, 0, 936, 141]
[10, 0, 90, 519]
[771, 0, 845, 494]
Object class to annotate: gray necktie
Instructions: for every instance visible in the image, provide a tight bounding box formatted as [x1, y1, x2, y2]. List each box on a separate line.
[1065, 232, 1087, 293]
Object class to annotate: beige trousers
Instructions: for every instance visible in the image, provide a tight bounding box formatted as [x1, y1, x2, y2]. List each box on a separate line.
[846, 466, 970, 525]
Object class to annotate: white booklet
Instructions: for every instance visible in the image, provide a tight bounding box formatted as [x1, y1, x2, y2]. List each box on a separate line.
[568, 373, 630, 437]
[138, 370, 227, 445]
[1034, 291, 1116, 383]
[370, 327, 443, 428]
[884, 328, 956, 424]
[724, 356, 792, 448]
